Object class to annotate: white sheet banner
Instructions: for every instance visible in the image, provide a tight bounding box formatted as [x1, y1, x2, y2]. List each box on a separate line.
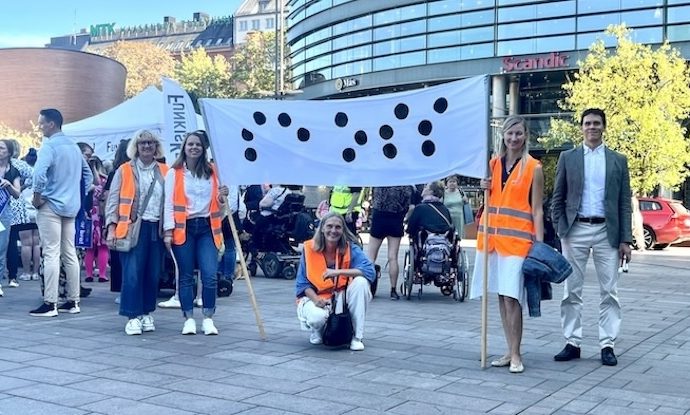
[162, 77, 198, 161]
[201, 75, 489, 186]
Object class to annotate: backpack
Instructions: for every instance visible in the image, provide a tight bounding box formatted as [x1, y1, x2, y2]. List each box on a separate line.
[420, 233, 451, 275]
[291, 212, 315, 242]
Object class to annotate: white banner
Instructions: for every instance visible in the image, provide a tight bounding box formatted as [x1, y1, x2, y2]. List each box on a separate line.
[201, 75, 489, 186]
[162, 77, 198, 161]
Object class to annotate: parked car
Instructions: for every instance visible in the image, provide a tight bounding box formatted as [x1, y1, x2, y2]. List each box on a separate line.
[638, 197, 690, 250]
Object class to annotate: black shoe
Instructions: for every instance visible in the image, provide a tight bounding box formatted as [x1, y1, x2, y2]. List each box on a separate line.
[84, 277, 94, 282]
[29, 302, 58, 317]
[554, 344, 581, 361]
[390, 289, 400, 301]
[57, 301, 81, 314]
[601, 347, 618, 366]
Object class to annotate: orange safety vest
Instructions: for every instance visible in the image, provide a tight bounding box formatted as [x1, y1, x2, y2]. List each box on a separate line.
[114, 162, 169, 238]
[302, 239, 351, 300]
[477, 156, 539, 257]
[171, 165, 224, 249]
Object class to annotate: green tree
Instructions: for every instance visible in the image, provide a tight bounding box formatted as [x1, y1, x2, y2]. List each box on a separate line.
[539, 24, 690, 195]
[230, 31, 291, 98]
[96, 41, 176, 98]
[175, 48, 232, 98]
[0, 122, 42, 156]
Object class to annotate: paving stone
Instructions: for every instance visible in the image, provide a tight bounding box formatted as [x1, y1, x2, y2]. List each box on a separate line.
[80, 397, 191, 415]
[298, 386, 404, 411]
[141, 362, 230, 381]
[219, 373, 314, 395]
[7, 383, 108, 407]
[69, 378, 168, 400]
[243, 392, 353, 415]
[4, 367, 94, 386]
[166, 378, 262, 400]
[144, 391, 253, 414]
[0, 396, 87, 415]
[27, 357, 113, 375]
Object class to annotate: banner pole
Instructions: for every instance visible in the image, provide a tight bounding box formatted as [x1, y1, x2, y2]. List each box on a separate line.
[480, 75, 492, 369]
[199, 99, 266, 340]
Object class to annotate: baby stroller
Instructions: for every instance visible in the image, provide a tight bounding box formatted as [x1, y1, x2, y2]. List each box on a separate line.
[245, 192, 315, 279]
[401, 229, 469, 301]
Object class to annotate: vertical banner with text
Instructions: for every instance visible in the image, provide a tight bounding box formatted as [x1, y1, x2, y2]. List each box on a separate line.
[162, 77, 198, 161]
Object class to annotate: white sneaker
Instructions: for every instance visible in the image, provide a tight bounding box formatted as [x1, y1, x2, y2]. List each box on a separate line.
[309, 329, 323, 345]
[8, 280, 19, 288]
[350, 338, 365, 351]
[0, 285, 4, 297]
[31, 273, 39, 281]
[17, 274, 32, 281]
[141, 315, 155, 332]
[125, 318, 143, 335]
[182, 318, 197, 335]
[114, 295, 120, 304]
[194, 297, 203, 308]
[158, 295, 181, 308]
[202, 318, 218, 335]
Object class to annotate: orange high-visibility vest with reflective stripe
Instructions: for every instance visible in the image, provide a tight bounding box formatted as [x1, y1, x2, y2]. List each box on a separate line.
[171, 165, 224, 249]
[114, 162, 169, 238]
[302, 239, 351, 300]
[477, 156, 539, 257]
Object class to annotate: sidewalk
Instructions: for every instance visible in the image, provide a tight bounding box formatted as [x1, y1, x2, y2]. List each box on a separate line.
[0, 245, 689, 414]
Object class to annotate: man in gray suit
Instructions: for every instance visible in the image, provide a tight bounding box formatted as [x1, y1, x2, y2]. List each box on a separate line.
[551, 108, 632, 366]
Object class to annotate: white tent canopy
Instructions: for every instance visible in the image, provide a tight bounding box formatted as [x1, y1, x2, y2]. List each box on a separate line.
[63, 86, 203, 161]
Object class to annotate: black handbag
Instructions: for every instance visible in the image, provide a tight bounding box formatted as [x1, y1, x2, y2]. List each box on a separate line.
[322, 276, 353, 347]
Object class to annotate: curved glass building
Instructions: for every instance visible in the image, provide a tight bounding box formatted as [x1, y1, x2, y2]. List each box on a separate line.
[286, 0, 690, 125]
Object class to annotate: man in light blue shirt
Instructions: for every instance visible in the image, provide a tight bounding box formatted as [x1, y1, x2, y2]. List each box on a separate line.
[30, 108, 92, 317]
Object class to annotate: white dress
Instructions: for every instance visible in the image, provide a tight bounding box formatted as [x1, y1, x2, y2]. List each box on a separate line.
[470, 250, 527, 306]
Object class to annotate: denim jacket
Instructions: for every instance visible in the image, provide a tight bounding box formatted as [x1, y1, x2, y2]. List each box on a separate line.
[523, 241, 573, 317]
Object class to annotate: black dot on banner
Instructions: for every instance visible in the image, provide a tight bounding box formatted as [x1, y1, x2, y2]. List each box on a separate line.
[394, 103, 409, 120]
[297, 128, 310, 142]
[241, 129, 254, 141]
[379, 125, 394, 140]
[334, 112, 349, 127]
[418, 120, 433, 136]
[245, 148, 257, 161]
[253, 112, 266, 125]
[354, 130, 368, 145]
[421, 140, 436, 156]
[278, 113, 292, 127]
[383, 143, 397, 159]
[434, 98, 448, 114]
[342, 148, 356, 162]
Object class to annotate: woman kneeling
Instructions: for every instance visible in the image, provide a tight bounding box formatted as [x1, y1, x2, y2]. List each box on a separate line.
[296, 212, 375, 351]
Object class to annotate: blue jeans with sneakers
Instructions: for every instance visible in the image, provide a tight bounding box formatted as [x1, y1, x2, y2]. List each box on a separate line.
[119, 220, 163, 319]
[173, 218, 219, 318]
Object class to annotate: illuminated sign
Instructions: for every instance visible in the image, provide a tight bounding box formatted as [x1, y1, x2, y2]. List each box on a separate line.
[502, 52, 569, 72]
[90, 23, 116, 36]
[335, 77, 359, 91]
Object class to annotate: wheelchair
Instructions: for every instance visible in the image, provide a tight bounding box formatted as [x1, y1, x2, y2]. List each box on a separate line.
[401, 229, 469, 301]
[244, 192, 315, 279]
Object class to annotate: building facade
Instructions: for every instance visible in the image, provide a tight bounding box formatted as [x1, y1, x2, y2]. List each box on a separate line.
[235, 0, 289, 45]
[286, 1, 690, 127]
[0, 48, 126, 131]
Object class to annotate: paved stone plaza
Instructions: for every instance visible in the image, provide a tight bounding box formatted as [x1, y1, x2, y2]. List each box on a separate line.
[0, 241, 689, 415]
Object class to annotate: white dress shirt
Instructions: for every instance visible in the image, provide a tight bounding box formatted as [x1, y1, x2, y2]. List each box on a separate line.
[136, 159, 164, 222]
[163, 167, 213, 231]
[578, 143, 606, 218]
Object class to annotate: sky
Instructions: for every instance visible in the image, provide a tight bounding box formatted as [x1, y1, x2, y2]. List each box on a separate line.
[0, 0, 245, 48]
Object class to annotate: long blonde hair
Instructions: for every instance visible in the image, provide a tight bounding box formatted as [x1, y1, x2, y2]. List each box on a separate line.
[312, 212, 358, 252]
[497, 116, 530, 178]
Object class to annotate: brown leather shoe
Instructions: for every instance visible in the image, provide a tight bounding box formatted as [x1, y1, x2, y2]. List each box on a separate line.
[554, 344, 581, 361]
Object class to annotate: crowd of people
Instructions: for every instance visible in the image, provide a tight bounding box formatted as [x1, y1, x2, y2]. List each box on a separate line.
[1, 107, 633, 373]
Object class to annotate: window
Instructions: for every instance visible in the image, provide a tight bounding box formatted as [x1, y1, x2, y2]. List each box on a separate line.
[373, 50, 425, 71]
[428, 30, 462, 48]
[535, 35, 575, 53]
[630, 26, 662, 43]
[462, 26, 494, 43]
[498, 1, 575, 22]
[333, 15, 371, 36]
[373, 35, 425, 56]
[621, 0, 663, 8]
[373, 4, 426, 26]
[668, 6, 690, 24]
[428, 15, 459, 32]
[239, 21, 248, 31]
[266, 18, 275, 29]
[497, 38, 536, 55]
[332, 30, 372, 50]
[333, 44, 371, 64]
[251, 19, 260, 30]
[577, 0, 621, 14]
[374, 20, 426, 41]
[577, 32, 617, 48]
[621, 9, 662, 26]
[332, 60, 372, 78]
[667, 24, 690, 42]
[428, 46, 461, 64]
[304, 55, 331, 72]
[578, 13, 620, 32]
[462, 42, 493, 59]
[305, 41, 332, 59]
[429, 0, 462, 16]
[462, 9, 494, 26]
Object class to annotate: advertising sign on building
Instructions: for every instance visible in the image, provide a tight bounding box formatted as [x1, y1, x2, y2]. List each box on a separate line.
[502, 52, 569, 72]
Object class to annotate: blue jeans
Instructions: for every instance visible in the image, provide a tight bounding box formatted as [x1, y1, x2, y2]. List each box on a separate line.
[119, 221, 163, 319]
[218, 235, 236, 281]
[0, 209, 11, 281]
[173, 218, 218, 318]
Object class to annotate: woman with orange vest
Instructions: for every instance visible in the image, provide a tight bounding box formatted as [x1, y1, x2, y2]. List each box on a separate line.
[295, 212, 375, 351]
[470, 116, 544, 374]
[105, 130, 168, 336]
[163, 131, 228, 336]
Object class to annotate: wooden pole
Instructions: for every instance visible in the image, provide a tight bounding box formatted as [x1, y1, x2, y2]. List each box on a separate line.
[480, 188, 490, 369]
[228, 210, 267, 340]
